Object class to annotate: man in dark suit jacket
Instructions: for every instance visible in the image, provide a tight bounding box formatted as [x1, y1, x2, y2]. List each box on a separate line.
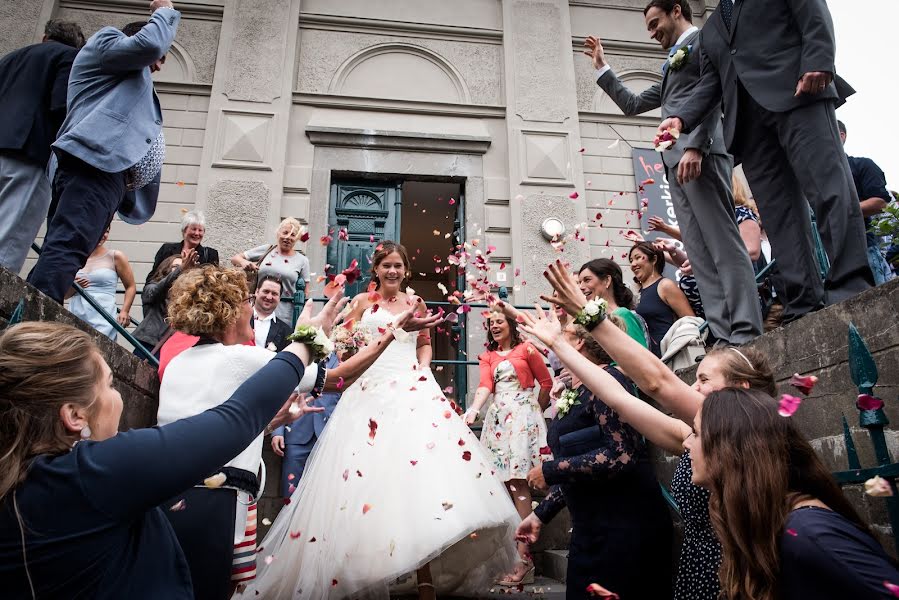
[0, 20, 83, 273]
[251, 275, 292, 351]
[659, 0, 872, 322]
[587, 0, 761, 345]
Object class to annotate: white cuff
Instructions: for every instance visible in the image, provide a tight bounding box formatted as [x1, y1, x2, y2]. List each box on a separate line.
[595, 65, 611, 81]
[296, 362, 319, 394]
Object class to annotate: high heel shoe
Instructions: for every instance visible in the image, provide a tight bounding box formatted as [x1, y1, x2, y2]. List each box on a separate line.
[496, 559, 535, 586]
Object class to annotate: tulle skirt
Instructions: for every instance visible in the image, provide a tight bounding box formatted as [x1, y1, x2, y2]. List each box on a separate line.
[240, 365, 520, 599]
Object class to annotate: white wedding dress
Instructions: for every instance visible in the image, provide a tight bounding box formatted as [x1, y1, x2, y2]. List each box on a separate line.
[242, 307, 520, 599]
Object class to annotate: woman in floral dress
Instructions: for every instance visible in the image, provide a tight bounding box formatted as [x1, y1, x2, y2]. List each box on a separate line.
[465, 308, 552, 585]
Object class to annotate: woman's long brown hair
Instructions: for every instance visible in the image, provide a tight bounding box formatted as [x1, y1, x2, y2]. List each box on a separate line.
[701, 388, 871, 600]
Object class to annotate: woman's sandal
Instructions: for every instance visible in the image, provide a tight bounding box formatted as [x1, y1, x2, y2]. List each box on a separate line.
[496, 559, 535, 586]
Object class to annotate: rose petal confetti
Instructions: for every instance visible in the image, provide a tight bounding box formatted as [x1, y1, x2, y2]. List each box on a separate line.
[462, 451, 472, 461]
[290, 530, 302, 539]
[362, 503, 373, 514]
[789, 373, 819, 395]
[778, 394, 802, 417]
[262, 517, 272, 526]
[442, 501, 454, 511]
[169, 499, 186, 511]
[586, 583, 620, 598]
[300, 231, 310, 243]
[368, 418, 378, 441]
[884, 581, 899, 597]
[569, 191, 579, 200]
[858, 394, 885, 411]
[865, 476, 894, 497]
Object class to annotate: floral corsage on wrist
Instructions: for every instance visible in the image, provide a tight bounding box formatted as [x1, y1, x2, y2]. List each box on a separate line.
[573, 298, 608, 331]
[556, 388, 580, 418]
[288, 325, 334, 361]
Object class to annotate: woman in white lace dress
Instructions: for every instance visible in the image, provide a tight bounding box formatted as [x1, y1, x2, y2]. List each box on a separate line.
[242, 242, 519, 600]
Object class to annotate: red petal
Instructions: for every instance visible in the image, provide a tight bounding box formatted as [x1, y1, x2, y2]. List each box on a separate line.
[368, 418, 378, 441]
[789, 373, 819, 395]
[569, 191, 579, 200]
[362, 503, 373, 514]
[410, 460, 418, 466]
[462, 450, 472, 461]
[586, 583, 619, 599]
[884, 582, 899, 597]
[290, 530, 302, 539]
[858, 394, 885, 411]
[300, 232, 310, 242]
[778, 394, 802, 417]
[458, 438, 466, 446]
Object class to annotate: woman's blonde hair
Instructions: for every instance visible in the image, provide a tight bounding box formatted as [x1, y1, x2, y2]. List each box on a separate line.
[277, 217, 303, 238]
[0, 322, 104, 500]
[167, 265, 248, 335]
[732, 175, 760, 220]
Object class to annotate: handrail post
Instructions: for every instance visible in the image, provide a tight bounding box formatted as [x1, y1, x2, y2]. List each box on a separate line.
[292, 277, 306, 329]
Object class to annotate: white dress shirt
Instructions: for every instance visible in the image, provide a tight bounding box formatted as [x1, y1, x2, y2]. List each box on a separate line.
[253, 309, 277, 349]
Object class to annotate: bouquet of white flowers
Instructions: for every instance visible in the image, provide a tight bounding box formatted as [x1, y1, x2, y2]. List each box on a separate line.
[330, 321, 373, 357]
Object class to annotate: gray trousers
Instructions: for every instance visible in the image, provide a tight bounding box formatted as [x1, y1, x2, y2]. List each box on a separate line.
[666, 153, 762, 344]
[736, 88, 873, 321]
[0, 153, 50, 274]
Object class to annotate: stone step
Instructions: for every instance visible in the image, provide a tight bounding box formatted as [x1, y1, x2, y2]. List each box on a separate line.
[415, 576, 566, 599]
[534, 549, 568, 583]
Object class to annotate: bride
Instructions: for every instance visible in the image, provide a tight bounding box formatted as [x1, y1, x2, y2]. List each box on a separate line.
[242, 241, 520, 599]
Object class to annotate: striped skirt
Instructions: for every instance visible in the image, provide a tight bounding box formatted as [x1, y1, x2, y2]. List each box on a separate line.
[232, 502, 258, 583]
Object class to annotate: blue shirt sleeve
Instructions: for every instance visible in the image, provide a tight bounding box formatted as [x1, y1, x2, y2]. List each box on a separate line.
[74, 352, 304, 521]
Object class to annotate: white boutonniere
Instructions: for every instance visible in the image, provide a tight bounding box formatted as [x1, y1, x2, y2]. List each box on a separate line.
[556, 389, 581, 418]
[667, 45, 691, 71]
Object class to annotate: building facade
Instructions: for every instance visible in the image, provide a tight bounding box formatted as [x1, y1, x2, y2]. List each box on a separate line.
[5, 0, 716, 397]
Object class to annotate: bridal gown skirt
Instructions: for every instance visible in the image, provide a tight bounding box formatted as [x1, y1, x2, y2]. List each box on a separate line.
[242, 322, 520, 599]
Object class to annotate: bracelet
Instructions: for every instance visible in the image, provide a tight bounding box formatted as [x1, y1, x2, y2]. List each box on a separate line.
[573, 298, 608, 331]
[288, 325, 333, 361]
[310, 367, 328, 399]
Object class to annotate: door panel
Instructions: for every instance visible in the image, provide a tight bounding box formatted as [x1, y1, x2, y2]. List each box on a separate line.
[327, 181, 402, 297]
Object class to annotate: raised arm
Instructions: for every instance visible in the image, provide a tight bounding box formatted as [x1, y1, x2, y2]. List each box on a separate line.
[79, 348, 309, 520]
[541, 261, 704, 422]
[585, 36, 662, 116]
[96, 6, 180, 75]
[525, 342, 553, 410]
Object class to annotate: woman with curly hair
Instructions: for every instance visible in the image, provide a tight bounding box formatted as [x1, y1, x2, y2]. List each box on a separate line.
[0, 318, 321, 598]
[686, 388, 899, 600]
[157, 265, 439, 600]
[464, 306, 553, 586]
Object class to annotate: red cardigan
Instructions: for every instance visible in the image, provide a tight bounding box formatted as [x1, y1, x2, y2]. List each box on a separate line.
[477, 342, 553, 393]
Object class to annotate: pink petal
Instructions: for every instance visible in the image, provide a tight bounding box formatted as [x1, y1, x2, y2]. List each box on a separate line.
[586, 583, 620, 599]
[786, 528, 798, 537]
[858, 394, 885, 411]
[569, 191, 579, 200]
[789, 373, 819, 395]
[884, 581, 899, 597]
[778, 394, 802, 417]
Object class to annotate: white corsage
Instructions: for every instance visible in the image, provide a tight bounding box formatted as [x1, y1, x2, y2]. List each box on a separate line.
[667, 45, 691, 71]
[289, 325, 334, 361]
[556, 389, 580, 418]
[574, 298, 608, 331]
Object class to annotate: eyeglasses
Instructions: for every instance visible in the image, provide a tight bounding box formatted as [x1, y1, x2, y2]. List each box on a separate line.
[246, 295, 255, 305]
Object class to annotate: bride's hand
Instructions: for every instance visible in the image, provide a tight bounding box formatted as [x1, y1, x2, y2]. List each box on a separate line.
[540, 260, 589, 317]
[517, 305, 565, 349]
[399, 310, 443, 332]
[266, 392, 324, 432]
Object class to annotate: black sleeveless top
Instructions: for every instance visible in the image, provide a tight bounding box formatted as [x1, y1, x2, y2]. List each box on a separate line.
[636, 278, 676, 356]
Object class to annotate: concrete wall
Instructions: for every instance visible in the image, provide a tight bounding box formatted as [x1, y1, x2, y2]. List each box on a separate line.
[0, 267, 159, 431]
[653, 277, 899, 555]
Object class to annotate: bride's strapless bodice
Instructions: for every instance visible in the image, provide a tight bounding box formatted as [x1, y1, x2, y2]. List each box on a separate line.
[359, 306, 418, 377]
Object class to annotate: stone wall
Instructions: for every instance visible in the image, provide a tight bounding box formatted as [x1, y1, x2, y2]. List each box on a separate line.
[0, 267, 159, 431]
[653, 277, 899, 554]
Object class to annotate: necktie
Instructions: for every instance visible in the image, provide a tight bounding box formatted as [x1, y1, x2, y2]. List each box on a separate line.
[721, 0, 734, 30]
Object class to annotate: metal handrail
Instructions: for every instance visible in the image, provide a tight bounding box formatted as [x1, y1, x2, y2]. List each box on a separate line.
[30, 243, 158, 365]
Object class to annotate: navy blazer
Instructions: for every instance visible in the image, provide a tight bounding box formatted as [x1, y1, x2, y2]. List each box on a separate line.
[53, 7, 180, 173]
[274, 353, 341, 445]
[0, 40, 78, 165]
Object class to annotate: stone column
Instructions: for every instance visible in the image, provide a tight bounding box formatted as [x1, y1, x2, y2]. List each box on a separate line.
[501, 0, 588, 302]
[195, 0, 301, 260]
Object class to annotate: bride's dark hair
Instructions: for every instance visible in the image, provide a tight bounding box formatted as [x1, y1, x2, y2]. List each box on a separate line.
[370, 241, 412, 290]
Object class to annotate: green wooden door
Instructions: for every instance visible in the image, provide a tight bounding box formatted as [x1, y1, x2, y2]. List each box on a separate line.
[327, 180, 402, 297]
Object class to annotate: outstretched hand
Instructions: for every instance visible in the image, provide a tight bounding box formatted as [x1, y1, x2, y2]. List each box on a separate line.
[515, 512, 543, 545]
[267, 392, 324, 432]
[518, 305, 565, 350]
[395, 307, 443, 332]
[583, 36, 607, 70]
[297, 288, 349, 336]
[540, 261, 589, 317]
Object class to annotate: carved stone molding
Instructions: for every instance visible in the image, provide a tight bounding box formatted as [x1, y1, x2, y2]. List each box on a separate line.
[305, 126, 491, 155]
[298, 12, 503, 44]
[520, 130, 573, 186]
[293, 93, 506, 119]
[223, 0, 291, 102]
[212, 110, 275, 170]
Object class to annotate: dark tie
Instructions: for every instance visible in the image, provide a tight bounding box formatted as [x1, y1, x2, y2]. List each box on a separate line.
[721, 0, 733, 30]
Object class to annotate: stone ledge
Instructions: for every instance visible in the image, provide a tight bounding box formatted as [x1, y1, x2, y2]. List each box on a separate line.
[306, 125, 492, 155]
[0, 267, 159, 431]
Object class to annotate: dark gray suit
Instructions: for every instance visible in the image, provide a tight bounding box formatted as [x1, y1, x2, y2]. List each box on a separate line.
[670, 0, 873, 320]
[597, 28, 762, 343]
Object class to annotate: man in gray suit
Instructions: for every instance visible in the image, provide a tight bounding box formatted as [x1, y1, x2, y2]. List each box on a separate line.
[28, 0, 180, 303]
[659, 0, 872, 322]
[587, 0, 761, 345]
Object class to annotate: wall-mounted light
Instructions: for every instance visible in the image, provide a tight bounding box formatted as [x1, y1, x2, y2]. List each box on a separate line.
[540, 217, 566, 241]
